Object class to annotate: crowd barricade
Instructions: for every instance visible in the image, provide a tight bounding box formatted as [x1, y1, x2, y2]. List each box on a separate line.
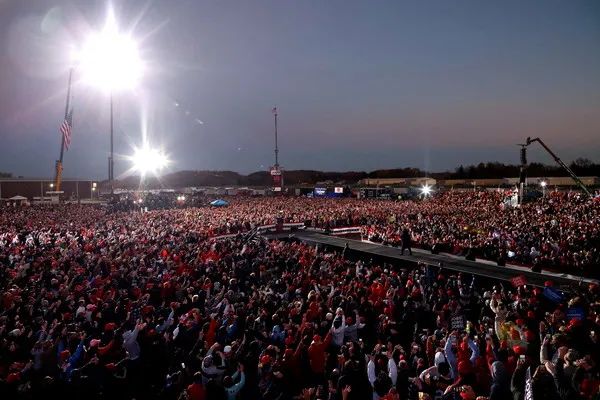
[257, 222, 305, 233]
[211, 233, 240, 240]
[212, 223, 361, 240]
[307, 226, 362, 235]
[212, 222, 306, 240]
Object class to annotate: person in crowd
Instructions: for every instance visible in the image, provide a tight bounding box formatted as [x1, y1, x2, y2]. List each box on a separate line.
[401, 228, 413, 256]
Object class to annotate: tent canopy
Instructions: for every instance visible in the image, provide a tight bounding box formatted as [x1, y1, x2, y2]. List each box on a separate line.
[8, 195, 28, 201]
[210, 199, 229, 207]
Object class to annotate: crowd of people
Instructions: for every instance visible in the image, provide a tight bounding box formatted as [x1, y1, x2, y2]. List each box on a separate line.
[111, 190, 600, 275]
[111, 190, 600, 277]
[0, 192, 599, 399]
[360, 191, 600, 276]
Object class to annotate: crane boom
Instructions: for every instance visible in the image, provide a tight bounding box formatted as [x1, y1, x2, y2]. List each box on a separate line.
[526, 137, 592, 198]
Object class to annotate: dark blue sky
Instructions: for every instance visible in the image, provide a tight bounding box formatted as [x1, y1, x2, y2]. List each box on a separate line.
[1, 0, 599, 178]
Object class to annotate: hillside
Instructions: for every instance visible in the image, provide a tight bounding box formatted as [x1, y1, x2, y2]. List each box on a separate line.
[108, 159, 600, 189]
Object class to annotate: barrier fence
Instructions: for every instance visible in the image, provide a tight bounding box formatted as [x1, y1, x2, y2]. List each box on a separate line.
[212, 223, 362, 240]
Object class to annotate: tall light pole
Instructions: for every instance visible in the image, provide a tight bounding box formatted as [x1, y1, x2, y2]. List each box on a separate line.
[540, 180, 547, 197]
[109, 93, 114, 192]
[270, 106, 283, 192]
[273, 106, 279, 168]
[74, 8, 144, 194]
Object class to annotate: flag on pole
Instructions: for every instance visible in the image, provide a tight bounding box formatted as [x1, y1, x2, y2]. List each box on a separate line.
[61, 109, 74, 150]
[272, 106, 277, 115]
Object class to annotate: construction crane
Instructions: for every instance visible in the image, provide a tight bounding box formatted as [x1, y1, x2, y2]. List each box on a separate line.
[54, 68, 73, 192]
[525, 136, 592, 198]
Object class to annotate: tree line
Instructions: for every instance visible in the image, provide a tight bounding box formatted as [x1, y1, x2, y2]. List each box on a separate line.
[2, 158, 599, 187]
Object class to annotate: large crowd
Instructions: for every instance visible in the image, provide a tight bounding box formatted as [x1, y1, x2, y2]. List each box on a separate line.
[115, 191, 600, 275]
[0, 192, 599, 399]
[359, 191, 600, 276]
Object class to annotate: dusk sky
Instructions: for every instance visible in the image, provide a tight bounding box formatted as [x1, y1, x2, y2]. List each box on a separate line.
[1, 0, 599, 179]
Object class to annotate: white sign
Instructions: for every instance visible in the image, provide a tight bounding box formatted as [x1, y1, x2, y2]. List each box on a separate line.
[450, 315, 465, 330]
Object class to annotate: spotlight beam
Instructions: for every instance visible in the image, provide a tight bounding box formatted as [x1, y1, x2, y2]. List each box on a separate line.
[71, 6, 146, 193]
[420, 184, 432, 196]
[74, 9, 144, 92]
[128, 143, 169, 177]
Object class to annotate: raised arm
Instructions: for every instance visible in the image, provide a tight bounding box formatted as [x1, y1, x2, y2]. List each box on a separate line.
[367, 358, 376, 386]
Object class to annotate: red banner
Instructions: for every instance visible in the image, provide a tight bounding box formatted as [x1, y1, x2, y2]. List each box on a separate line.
[271, 166, 283, 189]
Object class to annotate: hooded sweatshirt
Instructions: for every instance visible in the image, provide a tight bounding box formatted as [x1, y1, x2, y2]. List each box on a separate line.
[489, 361, 511, 400]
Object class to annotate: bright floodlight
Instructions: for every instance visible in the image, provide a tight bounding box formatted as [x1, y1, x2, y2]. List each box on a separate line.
[74, 11, 144, 91]
[540, 181, 547, 187]
[420, 185, 432, 196]
[129, 143, 169, 176]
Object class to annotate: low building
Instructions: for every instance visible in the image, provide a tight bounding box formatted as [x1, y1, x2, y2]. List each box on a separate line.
[0, 178, 98, 200]
[358, 177, 436, 186]
[503, 176, 599, 187]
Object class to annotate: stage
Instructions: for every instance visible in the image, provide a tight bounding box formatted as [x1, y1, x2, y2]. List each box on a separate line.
[264, 230, 598, 290]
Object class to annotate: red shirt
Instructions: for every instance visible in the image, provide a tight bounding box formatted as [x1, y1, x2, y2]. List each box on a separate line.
[187, 383, 206, 400]
[308, 340, 328, 373]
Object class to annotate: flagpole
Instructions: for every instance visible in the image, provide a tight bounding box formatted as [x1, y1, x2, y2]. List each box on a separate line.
[54, 67, 73, 192]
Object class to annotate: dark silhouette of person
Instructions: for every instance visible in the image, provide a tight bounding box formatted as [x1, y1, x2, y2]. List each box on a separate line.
[342, 242, 350, 258]
[401, 228, 412, 255]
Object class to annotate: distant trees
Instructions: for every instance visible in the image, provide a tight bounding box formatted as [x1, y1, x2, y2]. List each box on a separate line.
[570, 158, 597, 176]
[442, 160, 600, 180]
[0, 172, 12, 178]
[108, 159, 600, 189]
[367, 168, 421, 179]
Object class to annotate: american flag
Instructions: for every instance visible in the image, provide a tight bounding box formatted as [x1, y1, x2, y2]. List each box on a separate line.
[272, 106, 277, 115]
[61, 109, 74, 150]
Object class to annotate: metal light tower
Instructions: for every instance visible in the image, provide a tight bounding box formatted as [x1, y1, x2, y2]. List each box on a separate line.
[273, 106, 279, 167]
[74, 8, 144, 194]
[270, 107, 283, 191]
[517, 144, 528, 204]
[109, 93, 114, 192]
